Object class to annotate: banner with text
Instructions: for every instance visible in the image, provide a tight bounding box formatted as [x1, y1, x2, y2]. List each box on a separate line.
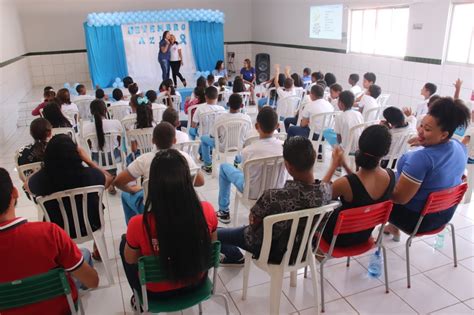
[121, 21, 196, 88]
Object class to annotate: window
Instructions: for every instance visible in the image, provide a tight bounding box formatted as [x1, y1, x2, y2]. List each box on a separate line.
[446, 3, 474, 64]
[350, 7, 409, 57]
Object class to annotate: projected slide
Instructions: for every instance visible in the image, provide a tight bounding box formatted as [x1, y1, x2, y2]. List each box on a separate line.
[309, 4, 343, 40]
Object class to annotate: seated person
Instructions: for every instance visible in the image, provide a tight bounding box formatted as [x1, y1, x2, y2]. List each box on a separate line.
[324, 73, 337, 93]
[114, 122, 204, 224]
[355, 72, 376, 103]
[42, 101, 73, 128]
[415, 82, 437, 117]
[257, 73, 286, 109]
[31, 86, 55, 116]
[0, 168, 99, 315]
[359, 84, 382, 121]
[57, 88, 79, 128]
[273, 65, 296, 108]
[218, 137, 332, 265]
[207, 74, 215, 87]
[302, 67, 312, 88]
[328, 83, 343, 110]
[348, 73, 362, 97]
[384, 97, 470, 241]
[74, 84, 93, 101]
[17, 118, 52, 167]
[212, 60, 228, 81]
[200, 94, 252, 174]
[120, 149, 217, 310]
[111, 88, 130, 106]
[162, 107, 189, 143]
[27, 134, 113, 258]
[189, 86, 225, 140]
[109, 88, 131, 120]
[334, 91, 364, 153]
[232, 76, 246, 93]
[321, 125, 395, 247]
[286, 84, 333, 139]
[217, 107, 285, 224]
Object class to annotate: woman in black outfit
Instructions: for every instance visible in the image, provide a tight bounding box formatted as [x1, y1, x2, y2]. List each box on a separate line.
[169, 34, 187, 88]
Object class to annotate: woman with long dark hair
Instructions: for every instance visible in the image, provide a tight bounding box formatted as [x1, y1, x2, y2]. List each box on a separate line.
[17, 117, 52, 166]
[43, 101, 72, 128]
[169, 34, 187, 88]
[158, 31, 172, 81]
[56, 88, 79, 127]
[212, 60, 228, 81]
[120, 149, 217, 309]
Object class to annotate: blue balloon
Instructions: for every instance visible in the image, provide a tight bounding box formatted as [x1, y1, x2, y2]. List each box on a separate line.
[115, 77, 121, 83]
[64, 82, 70, 88]
[118, 82, 124, 88]
[113, 82, 118, 88]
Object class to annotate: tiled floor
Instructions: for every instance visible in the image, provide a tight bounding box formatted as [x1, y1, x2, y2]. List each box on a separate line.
[2, 91, 474, 314]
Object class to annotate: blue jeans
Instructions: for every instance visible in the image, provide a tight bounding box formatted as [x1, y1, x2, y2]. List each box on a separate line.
[121, 190, 145, 224]
[73, 248, 94, 290]
[218, 163, 244, 211]
[287, 125, 310, 138]
[217, 226, 255, 262]
[200, 135, 215, 166]
[284, 117, 298, 132]
[189, 127, 198, 140]
[159, 59, 170, 81]
[258, 98, 275, 109]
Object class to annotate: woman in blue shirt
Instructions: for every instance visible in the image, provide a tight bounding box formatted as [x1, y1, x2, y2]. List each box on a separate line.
[385, 97, 470, 241]
[212, 60, 228, 80]
[158, 31, 172, 81]
[240, 59, 256, 104]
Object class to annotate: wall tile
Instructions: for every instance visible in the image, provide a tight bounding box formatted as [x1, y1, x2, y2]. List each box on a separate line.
[42, 65, 54, 76]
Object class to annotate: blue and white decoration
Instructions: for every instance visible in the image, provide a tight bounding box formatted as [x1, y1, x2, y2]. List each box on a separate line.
[83, 9, 224, 88]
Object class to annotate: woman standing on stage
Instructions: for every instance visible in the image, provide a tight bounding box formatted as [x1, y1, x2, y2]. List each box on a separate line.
[158, 31, 171, 81]
[169, 34, 187, 88]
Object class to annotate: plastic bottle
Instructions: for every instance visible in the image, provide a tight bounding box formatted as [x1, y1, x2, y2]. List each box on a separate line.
[433, 228, 446, 249]
[367, 250, 382, 278]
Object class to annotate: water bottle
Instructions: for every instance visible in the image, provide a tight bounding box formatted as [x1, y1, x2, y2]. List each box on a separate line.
[433, 229, 446, 249]
[367, 250, 382, 278]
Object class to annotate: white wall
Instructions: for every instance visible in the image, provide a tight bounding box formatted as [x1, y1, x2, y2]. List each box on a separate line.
[0, 0, 31, 143]
[16, 0, 252, 52]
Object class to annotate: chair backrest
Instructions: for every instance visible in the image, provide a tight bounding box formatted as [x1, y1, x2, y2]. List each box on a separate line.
[157, 94, 182, 112]
[376, 94, 390, 107]
[35, 185, 105, 243]
[345, 120, 379, 154]
[265, 87, 277, 106]
[241, 155, 287, 200]
[75, 98, 95, 121]
[276, 95, 301, 119]
[243, 133, 287, 148]
[238, 92, 251, 110]
[421, 183, 468, 216]
[108, 105, 131, 121]
[83, 131, 122, 170]
[0, 269, 77, 314]
[173, 140, 201, 163]
[294, 87, 305, 100]
[126, 128, 154, 154]
[186, 104, 200, 135]
[198, 110, 225, 136]
[308, 112, 339, 140]
[51, 127, 77, 144]
[214, 118, 252, 154]
[363, 106, 386, 122]
[383, 129, 417, 169]
[257, 202, 339, 268]
[152, 107, 166, 123]
[16, 161, 42, 183]
[121, 115, 137, 131]
[327, 200, 393, 254]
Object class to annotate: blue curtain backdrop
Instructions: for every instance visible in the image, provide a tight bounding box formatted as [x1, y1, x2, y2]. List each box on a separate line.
[189, 22, 224, 72]
[83, 22, 128, 88]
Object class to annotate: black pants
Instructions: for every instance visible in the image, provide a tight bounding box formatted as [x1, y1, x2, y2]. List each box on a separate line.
[389, 204, 457, 234]
[170, 61, 186, 87]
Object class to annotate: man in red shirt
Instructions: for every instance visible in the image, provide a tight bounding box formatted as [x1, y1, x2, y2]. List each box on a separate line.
[0, 168, 99, 315]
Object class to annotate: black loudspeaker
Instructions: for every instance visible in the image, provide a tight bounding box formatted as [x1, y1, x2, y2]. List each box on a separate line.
[255, 53, 270, 84]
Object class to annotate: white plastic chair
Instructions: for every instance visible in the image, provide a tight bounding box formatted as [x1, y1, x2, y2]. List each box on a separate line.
[376, 94, 391, 107]
[125, 128, 154, 155]
[211, 118, 252, 177]
[363, 105, 387, 122]
[308, 112, 340, 164]
[152, 106, 166, 123]
[294, 87, 305, 101]
[264, 87, 277, 106]
[35, 185, 114, 285]
[83, 131, 123, 171]
[383, 129, 417, 170]
[243, 133, 287, 148]
[197, 110, 225, 137]
[75, 98, 95, 121]
[121, 115, 137, 131]
[108, 105, 131, 121]
[344, 121, 379, 169]
[157, 94, 182, 112]
[237, 92, 251, 113]
[276, 96, 302, 131]
[242, 202, 339, 315]
[51, 127, 77, 144]
[233, 155, 287, 226]
[185, 104, 201, 135]
[173, 140, 201, 164]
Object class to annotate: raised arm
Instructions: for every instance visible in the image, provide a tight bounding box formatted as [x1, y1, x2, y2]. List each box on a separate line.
[453, 78, 463, 100]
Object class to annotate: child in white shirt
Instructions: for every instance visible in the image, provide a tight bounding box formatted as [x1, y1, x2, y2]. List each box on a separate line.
[334, 91, 364, 153]
[355, 72, 376, 103]
[162, 107, 189, 144]
[348, 73, 362, 98]
[360, 84, 382, 121]
[328, 83, 343, 110]
[73, 84, 93, 102]
[415, 82, 437, 117]
[57, 88, 79, 127]
[109, 88, 131, 121]
[190, 86, 225, 139]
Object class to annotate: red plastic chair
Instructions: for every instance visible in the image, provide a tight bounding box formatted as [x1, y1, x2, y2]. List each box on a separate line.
[315, 200, 393, 312]
[399, 182, 467, 288]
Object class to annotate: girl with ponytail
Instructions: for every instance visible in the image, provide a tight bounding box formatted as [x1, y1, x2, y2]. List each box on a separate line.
[17, 118, 52, 167]
[385, 97, 470, 240]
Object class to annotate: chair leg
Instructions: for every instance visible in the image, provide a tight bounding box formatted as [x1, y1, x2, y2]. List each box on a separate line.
[449, 223, 458, 267]
[381, 246, 389, 293]
[198, 302, 203, 315]
[304, 266, 308, 278]
[406, 237, 412, 288]
[94, 233, 115, 285]
[233, 194, 240, 227]
[290, 271, 297, 287]
[242, 251, 252, 300]
[346, 256, 350, 267]
[320, 260, 326, 312]
[269, 270, 284, 315]
[309, 255, 321, 315]
[214, 293, 230, 315]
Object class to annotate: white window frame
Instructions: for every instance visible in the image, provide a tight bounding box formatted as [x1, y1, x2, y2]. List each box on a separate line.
[348, 6, 410, 58]
[445, 2, 474, 66]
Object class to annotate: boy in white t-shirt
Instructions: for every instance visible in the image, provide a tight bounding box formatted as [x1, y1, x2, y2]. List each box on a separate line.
[274, 65, 297, 105]
[328, 83, 343, 110]
[348, 73, 362, 98]
[415, 82, 437, 117]
[217, 107, 285, 224]
[355, 72, 376, 104]
[73, 84, 93, 102]
[190, 86, 225, 139]
[108, 88, 131, 120]
[360, 84, 382, 121]
[200, 94, 252, 174]
[334, 91, 364, 153]
[113, 122, 204, 223]
[162, 107, 189, 144]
